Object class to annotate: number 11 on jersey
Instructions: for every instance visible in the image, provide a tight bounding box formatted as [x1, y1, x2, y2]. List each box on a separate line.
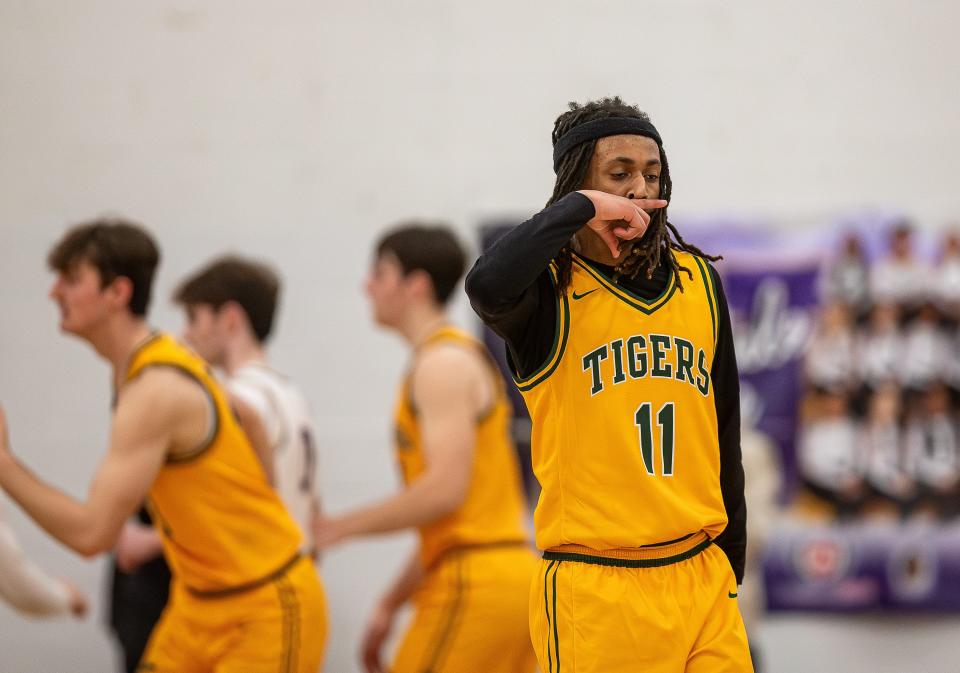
[634, 402, 675, 476]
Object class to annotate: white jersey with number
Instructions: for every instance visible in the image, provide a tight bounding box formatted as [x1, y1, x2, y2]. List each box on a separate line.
[228, 363, 319, 552]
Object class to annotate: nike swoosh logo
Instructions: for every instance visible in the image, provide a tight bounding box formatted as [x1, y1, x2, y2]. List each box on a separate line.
[572, 288, 599, 300]
[728, 591, 738, 598]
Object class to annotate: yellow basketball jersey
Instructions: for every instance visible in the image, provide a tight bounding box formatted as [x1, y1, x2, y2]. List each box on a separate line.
[393, 326, 529, 568]
[517, 251, 728, 552]
[123, 333, 303, 593]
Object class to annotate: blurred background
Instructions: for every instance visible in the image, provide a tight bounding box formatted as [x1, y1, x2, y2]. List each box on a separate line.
[2, 1, 959, 671]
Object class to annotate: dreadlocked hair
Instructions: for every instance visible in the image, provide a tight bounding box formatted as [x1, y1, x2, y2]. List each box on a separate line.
[547, 97, 719, 294]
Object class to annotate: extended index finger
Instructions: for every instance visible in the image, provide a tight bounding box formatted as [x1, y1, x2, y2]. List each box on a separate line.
[631, 199, 668, 211]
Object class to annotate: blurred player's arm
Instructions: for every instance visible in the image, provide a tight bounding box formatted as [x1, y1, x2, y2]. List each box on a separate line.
[315, 346, 481, 547]
[114, 519, 164, 573]
[704, 266, 748, 585]
[360, 550, 425, 673]
[230, 393, 275, 486]
[0, 510, 86, 617]
[0, 370, 189, 558]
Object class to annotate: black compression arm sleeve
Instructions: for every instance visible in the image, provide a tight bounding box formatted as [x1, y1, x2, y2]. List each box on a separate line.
[465, 192, 595, 376]
[465, 192, 594, 318]
[707, 266, 748, 584]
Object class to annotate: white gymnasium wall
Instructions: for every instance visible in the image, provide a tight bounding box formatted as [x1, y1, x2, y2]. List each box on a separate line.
[0, 2, 958, 671]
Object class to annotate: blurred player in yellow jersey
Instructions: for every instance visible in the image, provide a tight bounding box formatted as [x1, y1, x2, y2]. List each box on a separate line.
[116, 256, 323, 569]
[467, 98, 753, 672]
[0, 219, 326, 672]
[315, 224, 537, 673]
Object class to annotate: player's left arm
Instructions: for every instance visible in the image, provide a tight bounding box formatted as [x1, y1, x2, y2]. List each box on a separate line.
[315, 345, 480, 547]
[0, 371, 180, 558]
[706, 265, 748, 585]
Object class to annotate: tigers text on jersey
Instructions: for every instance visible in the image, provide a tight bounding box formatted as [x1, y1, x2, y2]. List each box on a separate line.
[393, 326, 529, 568]
[122, 333, 303, 593]
[229, 363, 319, 552]
[516, 251, 728, 552]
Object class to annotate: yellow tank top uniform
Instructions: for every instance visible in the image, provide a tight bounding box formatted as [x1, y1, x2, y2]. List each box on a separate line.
[123, 332, 303, 595]
[393, 326, 529, 569]
[517, 251, 727, 559]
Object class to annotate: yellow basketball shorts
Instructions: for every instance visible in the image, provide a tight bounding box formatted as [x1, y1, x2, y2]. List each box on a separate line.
[392, 543, 538, 673]
[138, 555, 328, 673]
[530, 534, 753, 673]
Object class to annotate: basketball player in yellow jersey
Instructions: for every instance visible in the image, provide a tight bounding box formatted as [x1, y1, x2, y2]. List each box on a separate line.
[116, 256, 324, 574]
[0, 219, 326, 673]
[314, 225, 537, 673]
[466, 97, 753, 673]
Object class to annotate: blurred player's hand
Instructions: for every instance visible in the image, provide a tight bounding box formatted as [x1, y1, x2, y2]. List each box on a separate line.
[312, 513, 346, 551]
[62, 579, 89, 618]
[115, 521, 163, 573]
[576, 190, 667, 259]
[360, 600, 397, 673]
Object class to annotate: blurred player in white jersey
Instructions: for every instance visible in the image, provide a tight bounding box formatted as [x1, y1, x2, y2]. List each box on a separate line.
[174, 255, 321, 550]
[224, 358, 319, 548]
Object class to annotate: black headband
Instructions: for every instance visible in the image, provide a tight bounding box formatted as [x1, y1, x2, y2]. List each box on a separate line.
[552, 117, 662, 172]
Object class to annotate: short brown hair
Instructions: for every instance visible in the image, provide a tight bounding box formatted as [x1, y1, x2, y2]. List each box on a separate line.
[47, 218, 160, 317]
[376, 224, 466, 305]
[174, 256, 280, 343]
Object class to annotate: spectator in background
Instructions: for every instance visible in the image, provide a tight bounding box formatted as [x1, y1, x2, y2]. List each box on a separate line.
[0, 501, 87, 618]
[861, 384, 914, 518]
[857, 303, 905, 391]
[870, 222, 930, 312]
[934, 229, 960, 322]
[901, 301, 951, 392]
[818, 231, 871, 319]
[905, 382, 960, 519]
[798, 388, 866, 519]
[805, 302, 857, 393]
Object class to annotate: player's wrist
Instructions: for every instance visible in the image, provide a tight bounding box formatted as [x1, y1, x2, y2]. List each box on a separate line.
[574, 189, 605, 214]
[330, 514, 353, 543]
[314, 512, 352, 550]
[377, 592, 403, 614]
[0, 447, 18, 477]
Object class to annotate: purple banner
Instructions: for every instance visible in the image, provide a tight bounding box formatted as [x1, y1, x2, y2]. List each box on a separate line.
[764, 521, 960, 612]
[703, 220, 960, 613]
[725, 265, 819, 502]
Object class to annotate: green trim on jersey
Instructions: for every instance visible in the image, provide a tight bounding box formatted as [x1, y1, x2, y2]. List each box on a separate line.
[544, 560, 556, 673]
[552, 561, 561, 672]
[692, 255, 719, 348]
[513, 265, 571, 392]
[542, 538, 713, 568]
[571, 253, 678, 315]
